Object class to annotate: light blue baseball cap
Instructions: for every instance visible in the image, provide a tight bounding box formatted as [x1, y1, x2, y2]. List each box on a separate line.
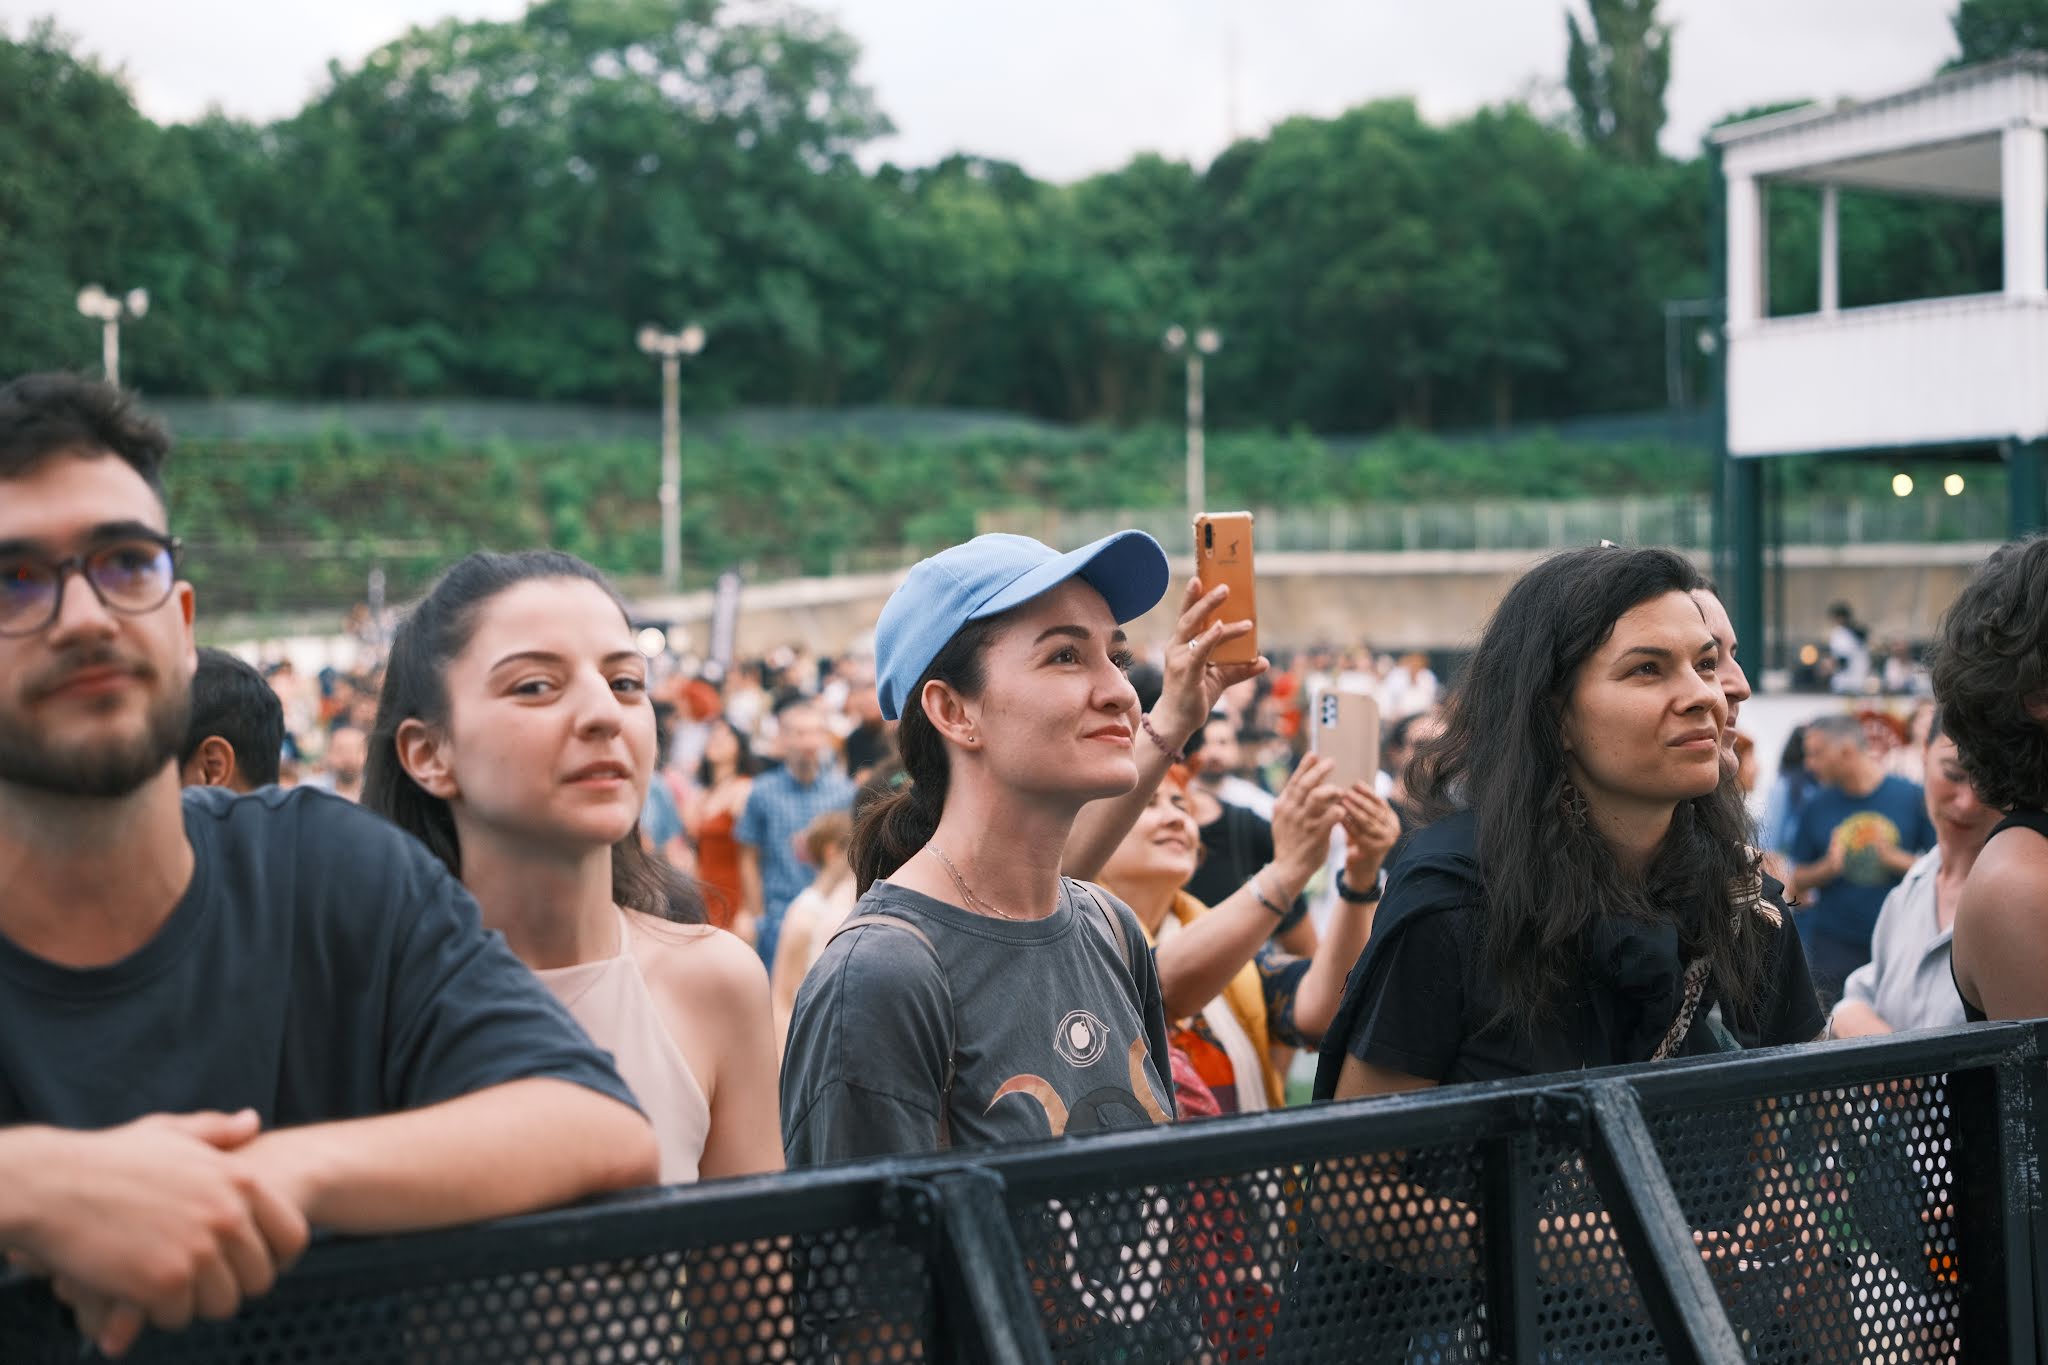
[874, 531, 1170, 721]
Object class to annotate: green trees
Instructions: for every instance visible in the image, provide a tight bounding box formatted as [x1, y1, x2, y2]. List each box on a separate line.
[0, 2, 1988, 433]
[1566, 0, 1672, 166]
[1951, 0, 2048, 65]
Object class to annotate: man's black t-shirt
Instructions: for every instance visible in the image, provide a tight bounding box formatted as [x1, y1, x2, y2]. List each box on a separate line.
[0, 786, 638, 1127]
[1185, 799, 1308, 933]
[1314, 810, 1825, 1096]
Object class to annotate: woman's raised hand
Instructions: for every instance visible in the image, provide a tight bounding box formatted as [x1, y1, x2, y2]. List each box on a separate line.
[1271, 755, 1343, 886]
[1149, 577, 1269, 752]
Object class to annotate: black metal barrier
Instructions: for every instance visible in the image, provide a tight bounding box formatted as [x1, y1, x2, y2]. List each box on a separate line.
[3, 1022, 2042, 1362]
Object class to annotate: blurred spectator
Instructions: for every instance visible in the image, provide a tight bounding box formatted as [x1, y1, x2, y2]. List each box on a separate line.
[180, 648, 285, 793]
[840, 680, 892, 786]
[1830, 716, 2000, 1037]
[1195, 711, 1275, 820]
[640, 700, 690, 872]
[1760, 726, 1815, 879]
[768, 808, 858, 1047]
[1826, 601, 1873, 695]
[1880, 699, 1936, 786]
[1881, 639, 1930, 697]
[316, 724, 368, 803]
[1183, 720, 1312, 952]
[684, 719, 755, 932]
[1788, 713, 1936, 1004]
[737, 695, 856, 965]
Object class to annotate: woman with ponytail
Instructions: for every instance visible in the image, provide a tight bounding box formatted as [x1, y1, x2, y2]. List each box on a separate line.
[781, 531, 1257, 1162]
[366, 550, 782, 1183]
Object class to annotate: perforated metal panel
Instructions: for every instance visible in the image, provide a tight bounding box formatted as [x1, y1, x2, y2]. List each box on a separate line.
[0, 1224, 934, 1364]
[1, 1029, 2037, 1365]
[1647, 1072, 1965, 1364]
[1004, 1140, 1493, 1362]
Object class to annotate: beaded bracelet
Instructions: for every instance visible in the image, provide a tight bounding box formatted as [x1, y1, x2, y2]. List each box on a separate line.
[1138, 713, 1186, 763]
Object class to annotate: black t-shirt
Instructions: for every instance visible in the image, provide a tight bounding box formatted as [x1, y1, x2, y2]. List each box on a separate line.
[0, 786, 638, 1127]
[1314, 810, 1824, 1096]
[1186, 800, 1308, 934]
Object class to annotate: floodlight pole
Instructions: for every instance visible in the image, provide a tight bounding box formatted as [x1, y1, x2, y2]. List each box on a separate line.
[636, 323, 707, 593]
[1165, 325, 1223, 524]
[76, 285, 149, 388]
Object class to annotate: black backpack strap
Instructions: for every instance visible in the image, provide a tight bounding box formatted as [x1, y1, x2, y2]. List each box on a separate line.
[826, 913, 956, 1149]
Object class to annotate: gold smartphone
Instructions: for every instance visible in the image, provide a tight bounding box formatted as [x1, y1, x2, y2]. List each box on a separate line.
[1310, 682, 1381, 792]
[1193, 510, 1258, 665]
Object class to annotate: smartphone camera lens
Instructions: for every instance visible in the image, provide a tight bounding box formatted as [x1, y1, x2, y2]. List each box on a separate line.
[1203, 523, 1213, 550]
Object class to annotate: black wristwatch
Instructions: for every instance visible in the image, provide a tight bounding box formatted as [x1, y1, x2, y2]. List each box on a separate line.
[1335, 870, 1381, 904]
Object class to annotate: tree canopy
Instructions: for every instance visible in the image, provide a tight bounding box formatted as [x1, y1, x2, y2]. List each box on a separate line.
[0, 1, 1998, 434]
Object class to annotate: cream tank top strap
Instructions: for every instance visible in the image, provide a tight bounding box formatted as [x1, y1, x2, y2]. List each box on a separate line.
[534, 909, 713, 1184]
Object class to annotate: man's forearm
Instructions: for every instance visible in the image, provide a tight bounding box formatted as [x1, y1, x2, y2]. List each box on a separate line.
[242, 1079, 656, 1234]
[1828, 1000, 1893, 1038]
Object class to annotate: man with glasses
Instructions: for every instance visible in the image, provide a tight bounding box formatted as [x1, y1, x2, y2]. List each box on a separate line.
[0, 374, 657, 1357]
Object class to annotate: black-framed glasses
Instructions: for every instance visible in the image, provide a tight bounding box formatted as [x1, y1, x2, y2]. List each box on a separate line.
[0, 533, 182, 637]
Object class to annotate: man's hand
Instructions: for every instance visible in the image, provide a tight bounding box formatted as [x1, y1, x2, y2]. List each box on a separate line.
[1827, 1000, 1894, 1039]
[1340, 785, 1401, 887]
[3, 1112, 309, 1358]
[1148, 577, 1269, 752]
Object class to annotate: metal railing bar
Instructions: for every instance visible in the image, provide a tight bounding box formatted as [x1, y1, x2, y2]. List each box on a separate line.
[921, 1170, 1058, 1365]
[1620, 1022, 2042, 1110]
[1578, 1082, 1746, 1364]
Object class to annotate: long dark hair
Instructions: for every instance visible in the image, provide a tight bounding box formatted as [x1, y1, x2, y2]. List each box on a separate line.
[1407, 545, 1766, 1027]
[695, 717, 757, 788]
[364, 550, 703, 923]
[850, 617, 1002, 895]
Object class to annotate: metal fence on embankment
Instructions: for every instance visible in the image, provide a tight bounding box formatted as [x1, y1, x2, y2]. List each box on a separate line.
[3, 1021, 2041, 1362]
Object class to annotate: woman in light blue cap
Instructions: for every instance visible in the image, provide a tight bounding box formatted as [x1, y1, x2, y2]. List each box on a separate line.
[780, 531, 1260, 1163]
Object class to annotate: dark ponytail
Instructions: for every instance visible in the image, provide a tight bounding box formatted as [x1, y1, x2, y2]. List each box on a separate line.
[365, 549, 705, 924]
[850, 617, 1001, 894]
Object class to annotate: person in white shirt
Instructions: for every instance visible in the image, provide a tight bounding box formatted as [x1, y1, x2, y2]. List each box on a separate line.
[1829, 717, 2001, 1036]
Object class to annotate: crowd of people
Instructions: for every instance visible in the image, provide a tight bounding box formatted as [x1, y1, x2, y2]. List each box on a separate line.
[6, 370, 2048, 1354]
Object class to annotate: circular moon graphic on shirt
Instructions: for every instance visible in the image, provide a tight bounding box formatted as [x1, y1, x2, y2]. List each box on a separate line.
[1055, 1010, 1109, 1067]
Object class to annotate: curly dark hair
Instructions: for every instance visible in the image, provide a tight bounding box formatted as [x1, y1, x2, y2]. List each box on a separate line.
[0, 372, 170, 501]
[1931, 535, 2048, 811]
[1407, 545, 1768, 1028]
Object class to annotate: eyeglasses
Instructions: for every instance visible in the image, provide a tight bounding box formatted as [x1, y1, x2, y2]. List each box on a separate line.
[0, 534, 182, 638]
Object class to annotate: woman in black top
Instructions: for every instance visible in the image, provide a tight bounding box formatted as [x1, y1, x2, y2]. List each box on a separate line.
[1931, 534, 2048, 1021]
[1316, 546, 1822, 1101]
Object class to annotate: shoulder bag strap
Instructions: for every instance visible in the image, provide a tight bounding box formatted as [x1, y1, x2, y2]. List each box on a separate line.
[825, 913, 957, 1148]
[1072, 880, 1137, 980]
[1652, 957, 1715, 1062]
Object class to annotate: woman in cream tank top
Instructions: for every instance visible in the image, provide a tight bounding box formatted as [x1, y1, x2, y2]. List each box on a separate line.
[363, 550, 783, 1183]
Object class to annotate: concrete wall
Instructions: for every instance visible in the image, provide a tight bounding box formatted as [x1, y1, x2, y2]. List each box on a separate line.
[633, 542, 1999, 660]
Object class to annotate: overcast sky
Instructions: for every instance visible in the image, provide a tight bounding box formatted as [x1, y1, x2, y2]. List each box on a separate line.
[23, 0, 1961, 182]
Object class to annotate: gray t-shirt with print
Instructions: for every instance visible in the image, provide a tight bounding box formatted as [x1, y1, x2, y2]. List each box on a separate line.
[781, 877, 1176, 1165]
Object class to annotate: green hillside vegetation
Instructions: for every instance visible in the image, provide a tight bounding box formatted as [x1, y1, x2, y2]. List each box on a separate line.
[169, 423, 1986, 615]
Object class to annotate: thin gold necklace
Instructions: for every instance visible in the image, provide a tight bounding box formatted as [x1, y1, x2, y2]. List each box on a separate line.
[924, 846, 1022, 921]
